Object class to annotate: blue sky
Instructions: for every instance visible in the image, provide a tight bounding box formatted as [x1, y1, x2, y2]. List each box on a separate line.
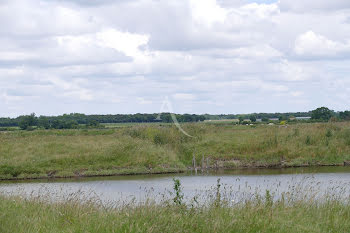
[1, 0, 350, 117]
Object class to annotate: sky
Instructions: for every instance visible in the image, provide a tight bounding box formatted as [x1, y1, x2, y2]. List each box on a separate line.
[1, 0, 350, 117]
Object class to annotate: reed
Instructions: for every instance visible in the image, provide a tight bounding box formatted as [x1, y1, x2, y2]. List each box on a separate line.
[1, 179, 350, 233]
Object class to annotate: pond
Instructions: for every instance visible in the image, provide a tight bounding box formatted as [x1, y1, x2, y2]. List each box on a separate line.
[1, 166, 350, 205]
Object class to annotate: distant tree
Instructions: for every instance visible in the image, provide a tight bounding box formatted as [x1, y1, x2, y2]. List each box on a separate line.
[339, 111, 350, 121]
[262, 117, 269, 122]
[19, 120, 29, 130]
[51, 120, 60, 129]
[311, 107, 334, 121]
[161, 113, 172, 123]
[63, 120, 79, 129]
[19, 113, 37, 130]
[87, 120, 99, 128]
[238, 116, 244, 124]
[278, 115, 287, 121]
[249, 115, 257, 122]
[198, 115, 206, 121]
[38, 116, 50, 129]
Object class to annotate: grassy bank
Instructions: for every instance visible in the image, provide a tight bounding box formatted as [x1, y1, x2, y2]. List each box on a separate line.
[1, 122, 350, 179]
[1, 192, 350, 232]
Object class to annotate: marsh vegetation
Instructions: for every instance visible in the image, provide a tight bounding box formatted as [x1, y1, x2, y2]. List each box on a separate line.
[1, 177, 350, 233]
[0, 122, 350, 179]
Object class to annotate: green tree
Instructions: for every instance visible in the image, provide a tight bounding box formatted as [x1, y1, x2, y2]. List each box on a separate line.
[87, 120, 99, 128]
[19, 113, 37, 130]
[311, 107, 334, 121]
[262, 117, 269, 122]
[339, 111, 350, 120]
[38, 116, 50, 129]
[249, 115, 257, 122]
[278, 115, 287, 121]
[51, 120, 60, 129]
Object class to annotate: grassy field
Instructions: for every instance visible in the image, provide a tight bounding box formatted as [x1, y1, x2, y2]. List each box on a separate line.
[1, 121, 350, 179]
[101, 122, 173, 128]
[1, 186, 350, 233]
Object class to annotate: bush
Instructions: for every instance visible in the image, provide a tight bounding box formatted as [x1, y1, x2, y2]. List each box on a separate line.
[0, 165, 21, 177]
[153, 133, 167, 145]
[342, 129, 350, 145]
[172, 178, 184, 205]
[325, 129, 333, 138]
[293, 128, 299, 136]
[305, 135, 311, 145]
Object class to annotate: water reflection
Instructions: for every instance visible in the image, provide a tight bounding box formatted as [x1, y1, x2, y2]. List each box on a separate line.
[1, 166, 350, 205]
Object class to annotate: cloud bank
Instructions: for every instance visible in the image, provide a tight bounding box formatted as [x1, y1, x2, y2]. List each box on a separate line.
[0, 0, 350, 116]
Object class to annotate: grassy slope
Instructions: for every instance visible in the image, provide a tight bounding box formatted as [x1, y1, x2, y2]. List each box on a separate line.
[1, 122, 350, 179]
[0, 195, 350, 233]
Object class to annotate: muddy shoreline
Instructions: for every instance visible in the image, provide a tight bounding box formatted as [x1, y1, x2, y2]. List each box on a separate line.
[0, 162, 347, 182]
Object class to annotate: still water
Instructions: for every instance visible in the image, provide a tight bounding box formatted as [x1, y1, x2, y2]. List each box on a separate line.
[1, 166, 350, 205]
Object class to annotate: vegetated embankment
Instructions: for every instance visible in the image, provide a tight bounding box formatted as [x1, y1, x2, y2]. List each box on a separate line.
[1, 122, 350, 180]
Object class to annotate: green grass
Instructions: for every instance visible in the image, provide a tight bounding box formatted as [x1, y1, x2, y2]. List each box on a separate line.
[101, 122, 173, 128]
[1, 122, 350, 179]
[1, 190, 350, 232]
[203, 119, 240, 123]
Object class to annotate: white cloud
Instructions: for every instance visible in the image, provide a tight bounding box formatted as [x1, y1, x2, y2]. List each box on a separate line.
[137, 97, 152, 105]
[277, 59, 312, 81]
[48, 77, 94, 101]
[190, 0, 228, 26]
[294, 31, 350, 58]
[290, 91, 303, 97]
[231, 44, 283, 59]
[279, 0, 350, 12]
[96, 29, 149, 58]
[0, 0, 100, 37]
[173, 93, 196, 101]
[239, 3, 279, 19]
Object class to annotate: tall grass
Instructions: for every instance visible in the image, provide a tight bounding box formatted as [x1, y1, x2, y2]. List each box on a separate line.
[1, 122, 350, 179]
[1, 179, 350, 232]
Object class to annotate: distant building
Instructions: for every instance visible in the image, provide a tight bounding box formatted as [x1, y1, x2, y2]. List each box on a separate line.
[295, 117, 311, 120]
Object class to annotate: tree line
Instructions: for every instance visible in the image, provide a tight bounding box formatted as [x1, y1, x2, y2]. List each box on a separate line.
[0, 113, 206, 130]
[0, 107, 349, 130]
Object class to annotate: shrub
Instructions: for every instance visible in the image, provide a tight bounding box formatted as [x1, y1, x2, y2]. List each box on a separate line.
[293, 128, 299, 136]
[325, 129, 333, 138]
[172, 178, 184, 205]
[342, 129, 350, 145]
[0, 165, 21, 177]
[305, 135, 311, 145]
[153, 133, 167, 145]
